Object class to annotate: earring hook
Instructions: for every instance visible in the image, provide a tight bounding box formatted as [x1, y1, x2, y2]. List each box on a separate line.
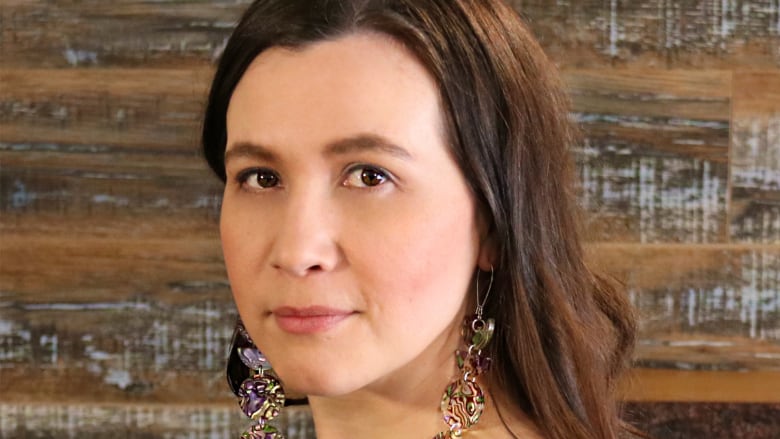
[475, 265, 494, 318]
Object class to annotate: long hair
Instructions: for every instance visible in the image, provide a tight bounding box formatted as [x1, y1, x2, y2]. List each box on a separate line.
[202, 1, 638, 438]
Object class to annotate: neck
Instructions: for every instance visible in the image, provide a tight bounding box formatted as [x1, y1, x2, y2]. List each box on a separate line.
[308, 381, 533, 439]
[307, 342, 457, 438]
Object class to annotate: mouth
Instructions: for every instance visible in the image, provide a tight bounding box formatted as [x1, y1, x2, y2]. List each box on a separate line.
[271, 306, 355, 335]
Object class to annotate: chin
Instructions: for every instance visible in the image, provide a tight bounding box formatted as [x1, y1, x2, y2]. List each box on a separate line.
[282, 375, 363, 399]
[277, 366, 371, 398]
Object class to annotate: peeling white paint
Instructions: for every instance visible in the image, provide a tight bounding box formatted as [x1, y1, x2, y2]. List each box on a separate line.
[609, 0, 618, 57]
[104, 368, 133, 390]
[10, 180, 35, 208]
[91, 194, 130, 206]
[0, 403, 315, 439]
[22, 301, 152, 311]
[635, 249, 780, 343]
[667, 340, 736, 347]
[579, 151, 726, 243]
[732, 114, 780, 241]
[63, 48, 98, 66]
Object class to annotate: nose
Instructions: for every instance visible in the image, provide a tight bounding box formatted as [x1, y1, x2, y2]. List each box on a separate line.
[268, 188, 342, 277]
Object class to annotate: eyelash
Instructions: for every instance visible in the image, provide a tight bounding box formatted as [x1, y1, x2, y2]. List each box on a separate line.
[234, 164, 393, 192]
[343, 164, 390, 190]
[236, 167, 278, 189]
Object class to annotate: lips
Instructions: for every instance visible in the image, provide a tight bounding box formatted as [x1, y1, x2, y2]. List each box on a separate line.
[272, 306, 354, 334]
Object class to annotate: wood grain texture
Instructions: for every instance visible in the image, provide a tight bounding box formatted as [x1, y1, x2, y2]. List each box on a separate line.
[0, 221, 224, 297]
[591, 244, 780, 346]
[566, 70, 731, 243]
[589, 244, 780, 371]
[0, 402, 777, 438]
[0, 216, 230, 403]
[0, 1, 247, 68]
[511, 0, 780, 68]
[625, 402, 780, 438]
[1, 2, 780, 437]
[731, 70, 780, 242]
[1, 68, 733, 242]
[0, 68, 212, 150]
[2, 239, 779, 402]
[0, 68, 220, 240]
[0, 147, 222, 219]
[623, 369, 780, 402]
[0, 403, 314, 439]
[2, 1, 778, 69]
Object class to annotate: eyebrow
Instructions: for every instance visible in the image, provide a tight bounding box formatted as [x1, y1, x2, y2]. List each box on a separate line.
[224, 133, 413, 165]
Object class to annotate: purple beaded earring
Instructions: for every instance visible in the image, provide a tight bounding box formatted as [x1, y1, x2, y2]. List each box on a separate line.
[434, 266, 495, 439]
[227, 320, 286, 439]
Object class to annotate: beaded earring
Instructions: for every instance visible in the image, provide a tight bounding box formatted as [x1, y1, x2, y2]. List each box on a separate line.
[227, 320, 287, 439]
[434, 266, 495, 438]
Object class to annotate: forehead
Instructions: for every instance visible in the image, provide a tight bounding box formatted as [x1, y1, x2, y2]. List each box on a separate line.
[225, 32, 445, 153]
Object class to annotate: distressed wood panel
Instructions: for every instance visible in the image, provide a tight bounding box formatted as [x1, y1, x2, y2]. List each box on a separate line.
[731, 70, 780, 242]
[1, 1, 779, 435]
[0, 230, 225, 298]
[0, 1, 247, 68]
[565, 70, 731, 243]
[0, 402, 777, 438]
[0, 294, 234, 402]
[0, 69, 211, 150]
[0, 72, 222, 222]
[590, 244, 780, 372]
[1, 68, 732, 242]
[0, 404, 314, 439]
[511, 0, 780, 68]
[2, 238, 779, 402]
[0, 148, 222, 219]
[2, 1, 778, 68]
[625, 402, 780, 438]
[1, 215, 228, 403]
[624, 369, 780, 403]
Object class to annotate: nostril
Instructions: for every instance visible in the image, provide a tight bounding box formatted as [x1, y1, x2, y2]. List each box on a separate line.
[272, 262, 326, 276]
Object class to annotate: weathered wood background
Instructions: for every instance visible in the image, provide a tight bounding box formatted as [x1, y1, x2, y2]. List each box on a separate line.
[1, 0, 779, 437]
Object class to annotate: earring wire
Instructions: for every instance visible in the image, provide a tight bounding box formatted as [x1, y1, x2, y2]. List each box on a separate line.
[475, 265, 494, 318]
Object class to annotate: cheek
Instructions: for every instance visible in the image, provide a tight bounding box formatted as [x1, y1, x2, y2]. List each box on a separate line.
[219, 196, 263, 307]
[348, 193, 480, 325]
[220, 198, 243, 268]
[220, 205, 243, 298]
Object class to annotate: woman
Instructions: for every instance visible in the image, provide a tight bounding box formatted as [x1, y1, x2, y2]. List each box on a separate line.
[202, 1, 638, 438]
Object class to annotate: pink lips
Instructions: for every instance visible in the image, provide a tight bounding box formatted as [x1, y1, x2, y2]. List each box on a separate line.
[272, 306, 354, 334]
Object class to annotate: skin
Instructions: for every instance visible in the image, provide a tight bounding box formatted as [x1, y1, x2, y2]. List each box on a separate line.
[221, 32, 539, 438]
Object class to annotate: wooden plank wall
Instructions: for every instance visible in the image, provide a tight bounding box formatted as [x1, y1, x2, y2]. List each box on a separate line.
[0, 0, 778, 437]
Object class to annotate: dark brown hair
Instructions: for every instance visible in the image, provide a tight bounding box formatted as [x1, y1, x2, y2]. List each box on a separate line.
[202, 1, 638, 438]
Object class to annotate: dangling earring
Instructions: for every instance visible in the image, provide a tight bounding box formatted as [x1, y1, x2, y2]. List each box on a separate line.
[226, 319, 286, 439]
[435, 266, 495, 439]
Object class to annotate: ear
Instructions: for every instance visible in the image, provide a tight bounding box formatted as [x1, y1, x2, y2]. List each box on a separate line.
[477, 236, 497, 271]
[476, 220, 497, 271]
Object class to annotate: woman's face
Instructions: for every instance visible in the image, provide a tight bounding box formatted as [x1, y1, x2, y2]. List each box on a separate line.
[222, 32, 488, 397]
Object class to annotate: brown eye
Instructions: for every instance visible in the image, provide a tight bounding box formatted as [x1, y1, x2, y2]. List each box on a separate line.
[239, 168, 280, 189]
[345, 166, 389, 188]
[255, 171, 279, 188]
[360, 168, 386, 186]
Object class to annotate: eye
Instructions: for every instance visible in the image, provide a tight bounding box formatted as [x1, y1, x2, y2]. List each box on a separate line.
[344, 165, 389, 188]
[237, 168, 280, 190]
